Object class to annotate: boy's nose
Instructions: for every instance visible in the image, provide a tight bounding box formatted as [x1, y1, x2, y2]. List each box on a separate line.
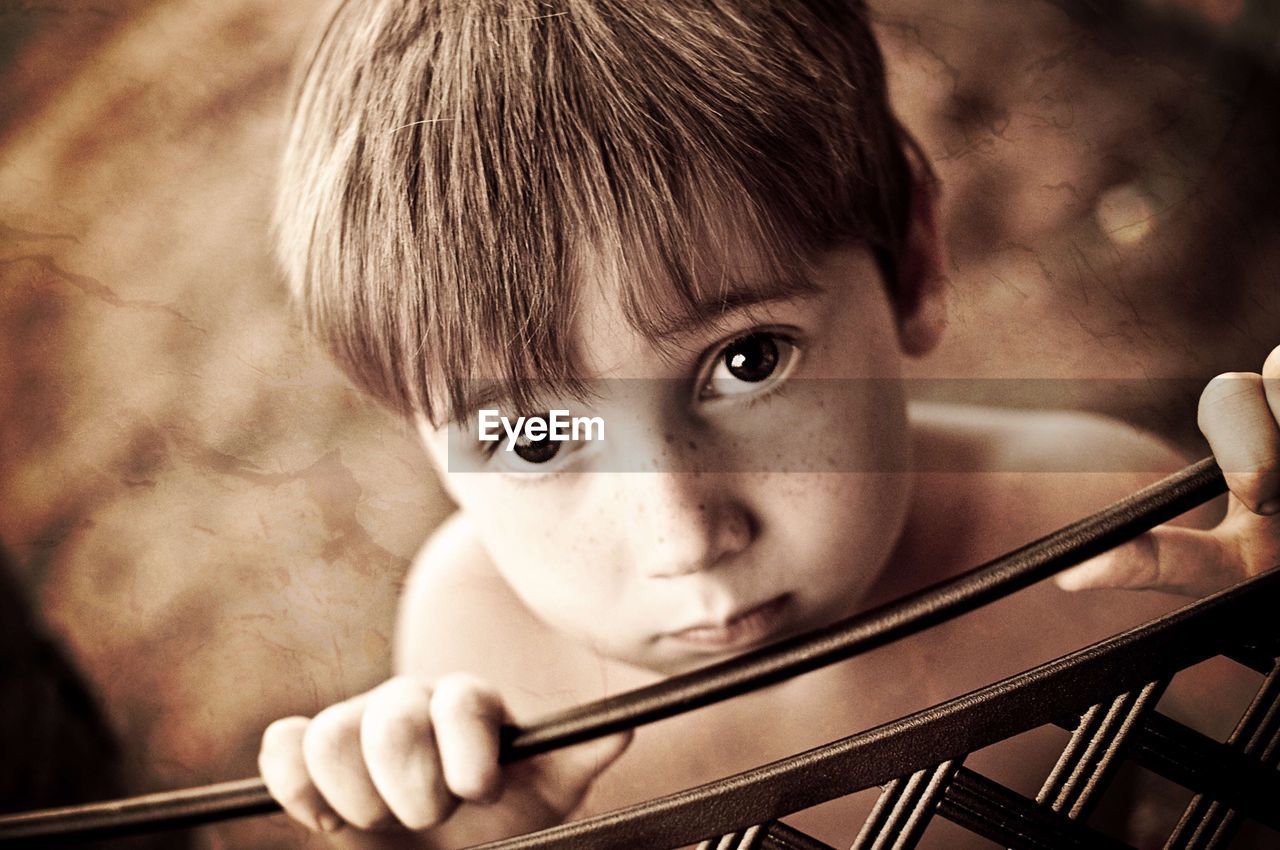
[625, 472, 756, 579]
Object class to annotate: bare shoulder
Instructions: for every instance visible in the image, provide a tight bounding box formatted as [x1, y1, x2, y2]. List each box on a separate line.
[901, 403, 1216, 652]
[393, 513, 634, 717]
[910, 401, 1189, 474]
[909, 402, 1216, 553]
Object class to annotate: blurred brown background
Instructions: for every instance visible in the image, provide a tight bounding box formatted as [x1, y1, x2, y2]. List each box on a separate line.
[1, 0, 1278, 847]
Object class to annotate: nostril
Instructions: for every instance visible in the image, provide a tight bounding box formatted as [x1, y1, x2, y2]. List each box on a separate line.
[643, 502, 756, 578]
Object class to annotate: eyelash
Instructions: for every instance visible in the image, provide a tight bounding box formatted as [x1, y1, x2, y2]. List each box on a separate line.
[696, 328, 802, 405]
[477, 419, 584, 480]
[474, 328, 802, 471]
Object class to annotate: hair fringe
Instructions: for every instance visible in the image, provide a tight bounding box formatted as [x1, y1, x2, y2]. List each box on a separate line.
[275, 0, 919, 424]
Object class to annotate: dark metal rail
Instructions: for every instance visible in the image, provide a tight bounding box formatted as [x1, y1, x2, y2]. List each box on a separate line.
[0, 458, 1234, 845]
[462, 567, 1280, 849]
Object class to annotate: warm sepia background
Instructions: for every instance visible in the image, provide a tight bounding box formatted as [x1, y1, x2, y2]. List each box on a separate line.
[1, 0, 1278, 847]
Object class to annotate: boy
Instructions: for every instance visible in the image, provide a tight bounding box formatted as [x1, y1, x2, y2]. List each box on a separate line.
[259, 0, 1280, 846]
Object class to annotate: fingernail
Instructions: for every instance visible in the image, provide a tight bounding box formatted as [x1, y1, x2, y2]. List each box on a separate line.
[318, 813, 344, 833]
[1258, 498, 1280, 516]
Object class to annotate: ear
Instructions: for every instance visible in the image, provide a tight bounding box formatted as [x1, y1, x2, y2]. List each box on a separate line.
[892, 158, 948, 358]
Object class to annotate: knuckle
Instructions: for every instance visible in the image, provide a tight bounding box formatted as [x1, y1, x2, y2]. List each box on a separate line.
[258, 757, 317, 813]
[1200, 372, 1258, 417]
[363, 684, 433, 757]
[431, 673, 499, 724]
[365, 708, 430, 759]
[383, 773, 457, 832]
[273, 777, 318, 813]
[303, 704, 359, 763]
[447, 769, 496, 803]
[260, 716, 307, 758]
[259, 719, 311, 797]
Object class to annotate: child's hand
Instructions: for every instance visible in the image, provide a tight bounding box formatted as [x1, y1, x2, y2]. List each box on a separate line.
[258, 674, 631, 844]
[1057, 344, 1280, 597]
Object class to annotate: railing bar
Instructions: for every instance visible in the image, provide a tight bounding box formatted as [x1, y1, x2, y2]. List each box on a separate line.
[1065, 680, 1166, 821]
[1165, 733, 1279, 850]
[1046, 693, 1131, 814]
[760, 821, 839, 850]
[1238, 671, 1280, 756]
[349, 574, 1280, 849]
[865, 768, 929, 850]
[0, 462, 1227, 844]
[941, 768, 1134, 850]
[892, 759, 960, 850]
[1180, 800, 1230, 850]
[939, 790, 1058, 850]
[1055, 691, 1137, 815]
[14, 570, 1271, 850]
[850, 778, 905, 850]
[1166, 665, 1280, 850]
[1131, 711, 1280, 832]
[716, 833, 741, 850]
[1037, 701, 1106, 807]
[736, 823, 768, 850]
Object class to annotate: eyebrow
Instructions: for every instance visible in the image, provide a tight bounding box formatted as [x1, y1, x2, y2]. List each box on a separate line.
[447, 275, 822, 426]
[645, 275, 823, 340]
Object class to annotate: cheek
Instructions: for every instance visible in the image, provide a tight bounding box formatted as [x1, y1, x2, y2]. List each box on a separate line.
[749, 373, 911, 474]
[751, 384, 914, 609]
[446, 479, 627, 635]
[766, 472, 911, 575]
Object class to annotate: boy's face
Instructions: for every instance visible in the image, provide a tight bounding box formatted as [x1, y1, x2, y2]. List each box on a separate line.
[419, 241, 938, 675]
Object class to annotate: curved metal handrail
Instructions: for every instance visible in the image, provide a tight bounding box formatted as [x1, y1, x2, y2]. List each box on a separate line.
[0, 458, 1227, 844]
[468, 566, 1280, 850]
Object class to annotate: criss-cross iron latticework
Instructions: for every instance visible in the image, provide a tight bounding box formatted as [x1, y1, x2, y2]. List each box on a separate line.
[0, 460, 1276, 849]
[468, 567, 1280, 850]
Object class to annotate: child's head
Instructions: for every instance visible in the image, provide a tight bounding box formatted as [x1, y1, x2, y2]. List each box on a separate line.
[277, 0, 948, 673]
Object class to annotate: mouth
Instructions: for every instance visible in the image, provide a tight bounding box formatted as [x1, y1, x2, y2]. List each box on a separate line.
[666, 594, 793, 652]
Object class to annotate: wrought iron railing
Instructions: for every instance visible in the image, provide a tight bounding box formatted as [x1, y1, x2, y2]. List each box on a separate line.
[2, 458, 1276, 848]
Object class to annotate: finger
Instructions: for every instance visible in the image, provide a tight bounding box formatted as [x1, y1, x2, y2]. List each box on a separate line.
[523, 729, 633, 817]
[430, 673, 506, 804]
[1055, 525, 1234, 596]
[1198, 371, 1280, 514]
[260, 716, 344, 833]
[362, 676, 458, 830]
[1262, 345, 1280, 488]
[303, 696, 393, 830]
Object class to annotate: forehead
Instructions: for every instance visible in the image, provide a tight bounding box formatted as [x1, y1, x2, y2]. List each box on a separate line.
[435, 204, 833, 426]
[568, 228, 822, 379]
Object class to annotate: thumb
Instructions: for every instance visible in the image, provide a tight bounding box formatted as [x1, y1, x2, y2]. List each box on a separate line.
[1054, 525, 1236, 597]
[519, 730, 633, 818]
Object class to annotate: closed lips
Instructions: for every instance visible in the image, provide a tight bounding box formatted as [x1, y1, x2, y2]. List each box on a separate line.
[668, 595, 791, 649]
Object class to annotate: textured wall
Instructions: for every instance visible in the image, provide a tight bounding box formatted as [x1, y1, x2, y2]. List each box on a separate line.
[1, 1, 1278, 848]
[0, 3, 451, 847]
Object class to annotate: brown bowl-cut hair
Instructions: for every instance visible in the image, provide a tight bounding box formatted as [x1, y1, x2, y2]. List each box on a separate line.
[275, 0, 923, 425]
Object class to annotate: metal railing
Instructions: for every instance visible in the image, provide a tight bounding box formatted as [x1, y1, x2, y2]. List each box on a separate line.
[2, 458, 1276, 848]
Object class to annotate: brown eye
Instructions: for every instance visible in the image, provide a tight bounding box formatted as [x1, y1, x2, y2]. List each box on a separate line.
[723, 333, 779, 383]
[700, 332, 798, 401]
[512, 432, 561, 464]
